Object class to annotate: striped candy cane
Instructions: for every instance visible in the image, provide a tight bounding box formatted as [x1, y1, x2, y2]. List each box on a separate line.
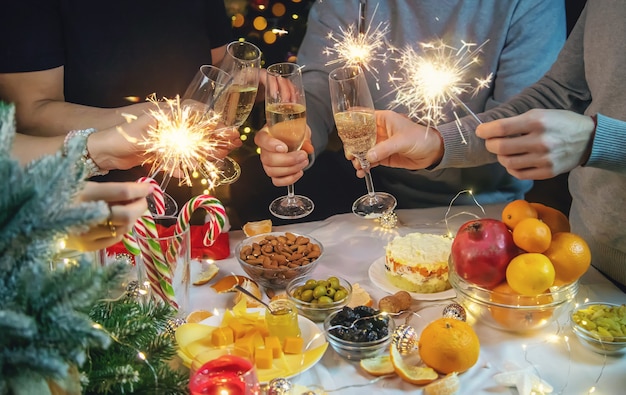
[123, 177, 166, 255]
[166, 195, 226, 264]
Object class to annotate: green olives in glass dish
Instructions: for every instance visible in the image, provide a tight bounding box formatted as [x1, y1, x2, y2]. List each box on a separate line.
[287, 276, 352, 322]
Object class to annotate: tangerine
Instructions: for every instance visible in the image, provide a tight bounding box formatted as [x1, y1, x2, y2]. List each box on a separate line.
[530, 202, 571, 234]
[506, 253, 555, 296]
[186, 309, 214, 324]
[423, 373, 461, 395]
[544, 232, 591, 286]
[418, 318, 480, 374]
[512, 217, 552, 253]
[389, 345, 438, 385]
[359, 354, 396, 376]
[502, 199, 538, 230]
[489, 282, 554, 331]
[242, 219, 272, 236]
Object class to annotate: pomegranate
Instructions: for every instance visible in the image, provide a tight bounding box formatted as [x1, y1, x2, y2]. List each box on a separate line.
[450, 219, 520, 289]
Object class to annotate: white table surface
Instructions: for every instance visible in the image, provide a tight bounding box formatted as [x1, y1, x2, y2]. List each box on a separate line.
[188, 204, 626, 395]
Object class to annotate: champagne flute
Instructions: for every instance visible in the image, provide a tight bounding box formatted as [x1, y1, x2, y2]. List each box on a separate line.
[265, 62, 314, 219]
[212, 40, 262, 184]
[180, 64, 237, 187]
[328, 65, 397, 218]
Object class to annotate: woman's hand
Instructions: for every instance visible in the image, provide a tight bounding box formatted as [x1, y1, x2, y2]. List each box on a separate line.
[66, 181, 153, 251]
[254, 124, 314, 187]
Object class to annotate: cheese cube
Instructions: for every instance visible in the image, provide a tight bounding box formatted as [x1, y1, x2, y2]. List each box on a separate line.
[264, 336, 282, 358]
[282, 336, 304, 354]
[211, 327, 234, 346]
[254, 347, 273, 369]
[227, 319, 247, 339]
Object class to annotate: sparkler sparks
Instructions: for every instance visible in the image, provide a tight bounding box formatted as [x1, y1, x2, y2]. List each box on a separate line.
[389, 39, 492, 136]
[140, 94, 229, 188]
[323, 17, 390, 79]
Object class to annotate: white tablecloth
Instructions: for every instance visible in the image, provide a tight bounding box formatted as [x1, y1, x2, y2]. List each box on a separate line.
[189, 204, 626, 394]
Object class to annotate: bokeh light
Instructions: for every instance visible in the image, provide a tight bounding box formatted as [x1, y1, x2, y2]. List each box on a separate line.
[253, 16, 268, 30]
[232, 13, 245, 28]
[263, 30, 277, 44]
[272, 3, 286, 17]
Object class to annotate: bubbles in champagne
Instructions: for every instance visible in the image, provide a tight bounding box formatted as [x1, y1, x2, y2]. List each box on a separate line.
[266, 103, 307, 152]
[333, 110, 376, 158]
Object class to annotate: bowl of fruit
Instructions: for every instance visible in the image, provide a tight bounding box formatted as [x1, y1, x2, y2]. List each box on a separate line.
[570, 302, 626, 355]
[287, 275, 352, 322]
[235, 232, 323, 289]
[448, 200, 585, 332]
[323, 306, 395, 360]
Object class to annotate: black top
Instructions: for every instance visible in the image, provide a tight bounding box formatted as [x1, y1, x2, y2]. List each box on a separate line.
[0, 0, 233, 107]
[0, 0, 233, 196]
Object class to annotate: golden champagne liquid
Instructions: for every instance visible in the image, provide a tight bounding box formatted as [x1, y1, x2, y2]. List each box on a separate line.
[266, 103, 307, 152]
[217, 84, 258, 127]
[334, 110, 376, 157]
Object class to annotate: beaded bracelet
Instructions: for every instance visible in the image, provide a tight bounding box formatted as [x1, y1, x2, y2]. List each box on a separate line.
[63, 128, 110, 177]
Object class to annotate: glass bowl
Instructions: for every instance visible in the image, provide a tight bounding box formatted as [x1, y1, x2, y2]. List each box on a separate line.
[570, 302, 626, 356]
[235, 232, 323, 289]
[449, 267, 578, 333]
[323, 307, 395, 360]
[286, 275, 352, 322]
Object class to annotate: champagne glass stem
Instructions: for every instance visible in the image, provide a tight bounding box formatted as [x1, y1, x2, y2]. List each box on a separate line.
[358, 157, 377, 198]
[286, 183, 296, 200]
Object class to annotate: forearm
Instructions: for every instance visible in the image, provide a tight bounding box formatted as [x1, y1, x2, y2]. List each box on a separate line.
[15, 100, 155, 137]
[12, 133, 65, 165]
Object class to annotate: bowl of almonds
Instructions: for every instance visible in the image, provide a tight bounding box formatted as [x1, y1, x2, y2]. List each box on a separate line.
[235, 232, 323, 289]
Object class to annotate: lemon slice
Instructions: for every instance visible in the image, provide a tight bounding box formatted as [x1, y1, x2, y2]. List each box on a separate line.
[192, 264, 219, 286]
[359, 354, 395, 376]
[242, 219, 272, 236]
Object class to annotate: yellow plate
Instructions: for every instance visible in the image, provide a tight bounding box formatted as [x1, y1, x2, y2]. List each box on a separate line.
[177, 308, 328, 383]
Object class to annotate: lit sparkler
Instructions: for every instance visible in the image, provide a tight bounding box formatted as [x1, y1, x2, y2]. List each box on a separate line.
[322, 4, 390, 80]
[389, 39, 492, 141]
[140, 94, 228, 188]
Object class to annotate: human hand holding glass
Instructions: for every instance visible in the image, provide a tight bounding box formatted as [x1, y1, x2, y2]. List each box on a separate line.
[210, 41, 263, 184]
[328, 65, 397, 218]
[264, 62, 314, 219]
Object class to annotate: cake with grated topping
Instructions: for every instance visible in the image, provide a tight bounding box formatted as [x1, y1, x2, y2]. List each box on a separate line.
[385, 232, 453, 293]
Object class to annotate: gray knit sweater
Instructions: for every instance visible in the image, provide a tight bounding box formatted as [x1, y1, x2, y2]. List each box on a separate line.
[437, 0, 626, 287]
[297, 0, 565, 208]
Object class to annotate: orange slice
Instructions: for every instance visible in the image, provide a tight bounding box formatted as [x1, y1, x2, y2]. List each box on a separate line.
[359, 354, 395, 376]
[210, 274, 255, 293]
[186, 309, 214, 324]
[423, 373, 460, 395]
[192, 264, 219, 286]
[242, 219, 272, 237]
[390, 343, 438, 385]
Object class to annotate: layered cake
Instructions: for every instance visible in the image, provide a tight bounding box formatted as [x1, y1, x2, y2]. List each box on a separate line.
[384, 232, 453, 293]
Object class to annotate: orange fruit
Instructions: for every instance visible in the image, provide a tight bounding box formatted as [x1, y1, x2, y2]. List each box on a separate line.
[186, 309, 213, 323]
[359, 354, 395, 376]
[418, 318, 480, 374]
[192, 264, 219, 286]
[210, 274, 255, 293]
[423, 373, 461, 395]
[512, 217, 552, 253]
[544, 232, 591, 286]
[389, 344, 438, 385]
[506, 253, 555, 296]
[489, 282, 554, 331]
[242, 219, 272, 237]
[530, 202, 570, 234]
[502, 199, 538, 230]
